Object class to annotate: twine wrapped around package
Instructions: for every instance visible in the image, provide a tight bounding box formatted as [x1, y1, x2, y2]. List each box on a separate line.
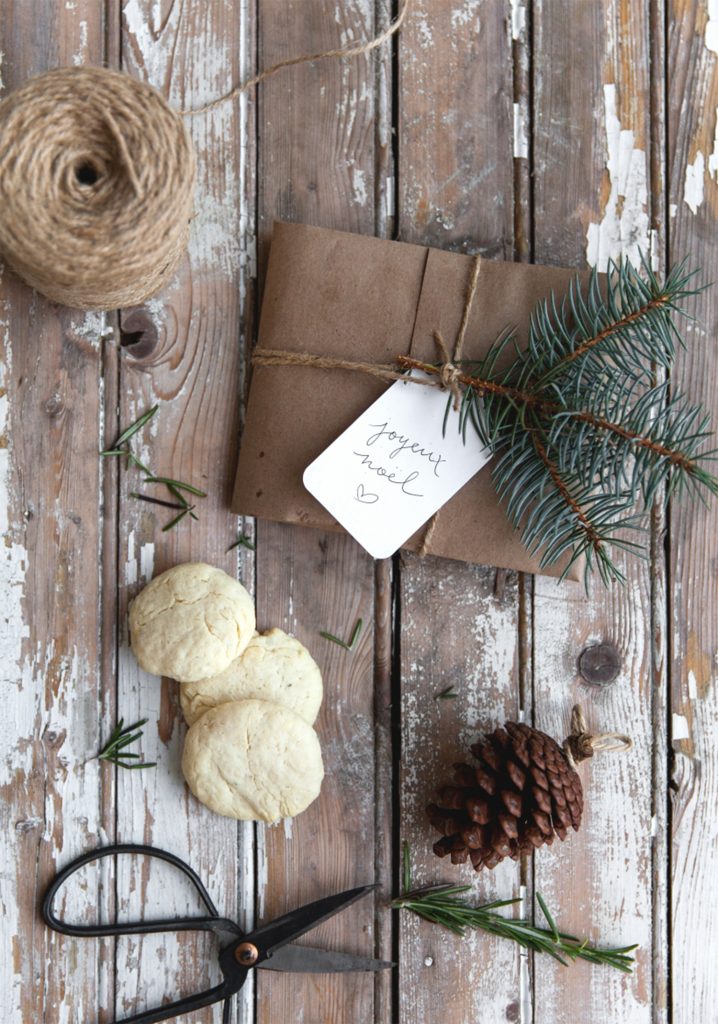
[0, 66, 196, 310]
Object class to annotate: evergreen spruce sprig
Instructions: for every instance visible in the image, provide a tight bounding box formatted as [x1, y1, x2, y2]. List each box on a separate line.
[96, 718, 156, 770]
[392, 844, 636, 973]
[399, 255, 715, 585]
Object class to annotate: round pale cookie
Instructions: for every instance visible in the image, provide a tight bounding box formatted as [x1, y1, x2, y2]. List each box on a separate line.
[181, 699, 324, 821]
[180, 627, 323, 727]
[129, 563, 256, 683]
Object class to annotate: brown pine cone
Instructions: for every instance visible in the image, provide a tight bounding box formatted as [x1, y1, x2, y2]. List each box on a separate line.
[427, 720, 583, 871]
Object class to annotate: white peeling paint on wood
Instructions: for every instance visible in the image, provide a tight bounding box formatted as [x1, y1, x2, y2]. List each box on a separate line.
[451, 0, 481, 32]
[0, 312, 29, 687]
[709, 109, 718, 180]
[0, 302, 31, 1022]
[513, 100, 528, 158]
[585, 83, 649, 270]
[684, 151, 705, 214]
[706, 0, 718, 53]
[510, 0, 526, 40]
[0, 293, 108, 1020]
[672, 712, 690, 741]
[72, 19, 89, 65]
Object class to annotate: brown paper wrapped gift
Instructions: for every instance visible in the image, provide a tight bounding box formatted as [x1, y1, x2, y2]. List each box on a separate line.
[233, 221, 585, 580]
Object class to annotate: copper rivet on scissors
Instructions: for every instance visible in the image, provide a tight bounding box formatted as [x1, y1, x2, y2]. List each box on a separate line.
[235, 941, 259, 966]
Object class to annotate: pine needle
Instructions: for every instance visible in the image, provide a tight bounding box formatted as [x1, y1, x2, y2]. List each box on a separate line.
[392, 842, 637, 973]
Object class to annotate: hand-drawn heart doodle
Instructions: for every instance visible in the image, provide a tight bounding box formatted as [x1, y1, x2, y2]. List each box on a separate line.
[355, 483, 379, 505]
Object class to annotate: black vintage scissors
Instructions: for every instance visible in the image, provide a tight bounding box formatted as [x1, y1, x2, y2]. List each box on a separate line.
[42, 843, 392, 1024]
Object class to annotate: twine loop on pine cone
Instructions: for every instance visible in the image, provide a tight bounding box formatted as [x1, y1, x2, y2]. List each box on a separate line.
[562, 704, 632, 771]
[0, 66, 196, 310]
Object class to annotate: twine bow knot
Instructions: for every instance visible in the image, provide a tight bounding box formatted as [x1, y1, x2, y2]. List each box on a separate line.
[434, 331, 463, 411]
[562, 704, 633, 771]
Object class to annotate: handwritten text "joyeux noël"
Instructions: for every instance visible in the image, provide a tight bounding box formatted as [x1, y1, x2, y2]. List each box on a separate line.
[352, 420, 448, 501]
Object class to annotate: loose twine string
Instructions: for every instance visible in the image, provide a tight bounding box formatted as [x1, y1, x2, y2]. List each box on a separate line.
[182, 0, 412, 116]
[562, 704, 632, 772]
[0, 0, 412, 310]
[253, 254, 483, 557]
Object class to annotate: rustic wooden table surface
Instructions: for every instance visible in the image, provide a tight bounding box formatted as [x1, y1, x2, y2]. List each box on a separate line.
[1, 1, 716, 1022]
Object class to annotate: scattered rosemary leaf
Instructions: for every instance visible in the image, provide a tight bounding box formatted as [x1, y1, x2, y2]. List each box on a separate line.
[97, 718, 156, 771]
[130, 492, 187, 511]
[100, 406, 156, 474]
[435, 686, 458, 700]
[162, 508, 190, 532]
[166, 482, 189, 506]
[127, 452, 152, 475]
[164, 483, 199, 520]
[320, 618, 363, 651]
[112, 405, 158, 448]
[144, 476, 207, 497]
[228, 533, 256, 552]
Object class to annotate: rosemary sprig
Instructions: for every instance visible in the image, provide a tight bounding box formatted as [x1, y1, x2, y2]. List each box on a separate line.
[435, 685, 458, 699]
[97, 718, 156, 770]
[392, 843, 637, 973]
[320, 617, 363, 651]
[228, 533, 256, 552]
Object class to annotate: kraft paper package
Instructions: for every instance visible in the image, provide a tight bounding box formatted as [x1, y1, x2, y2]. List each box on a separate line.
[233, 221, 584, 581]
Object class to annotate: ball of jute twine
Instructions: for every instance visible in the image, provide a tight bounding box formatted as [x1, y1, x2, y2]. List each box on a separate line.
[0, 2, 410, 311]
[0, 66, 196, 310]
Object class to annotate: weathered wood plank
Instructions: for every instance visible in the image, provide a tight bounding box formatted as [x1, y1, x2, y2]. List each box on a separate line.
[667, 3, 718, 1021]
[531, 2, 660, 1021]
[396, 4, 525, 1022]
[115, 2, 252, 1020]
[0, 5, 111, 1023]
[254, 3, 384, 1022]
[373, 8, 397, 1022]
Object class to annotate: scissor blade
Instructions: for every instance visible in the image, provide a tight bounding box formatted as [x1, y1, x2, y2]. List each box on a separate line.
[258, 943, 393, 974]
[247, 885, 377, 959]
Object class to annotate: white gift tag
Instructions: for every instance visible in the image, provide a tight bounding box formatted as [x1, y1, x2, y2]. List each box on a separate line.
[303, 372, 491, 558]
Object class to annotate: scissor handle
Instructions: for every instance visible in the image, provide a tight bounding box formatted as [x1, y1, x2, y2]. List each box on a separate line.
[42, 844, 240, 943]
[106, 983, 234, 1024]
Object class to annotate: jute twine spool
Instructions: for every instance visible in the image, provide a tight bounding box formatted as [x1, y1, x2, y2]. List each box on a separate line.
[0, 66, 195, 310]
[0, 2, 410, 311]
